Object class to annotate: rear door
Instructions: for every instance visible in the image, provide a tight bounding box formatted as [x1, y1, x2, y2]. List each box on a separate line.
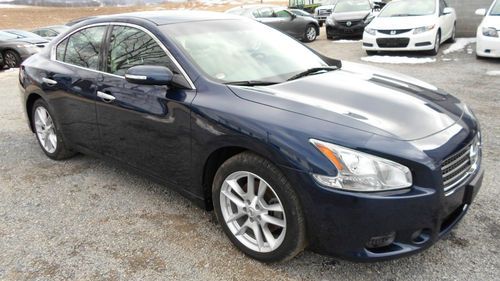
[46, 25, 107, 152]
[95, 24, 196, 185]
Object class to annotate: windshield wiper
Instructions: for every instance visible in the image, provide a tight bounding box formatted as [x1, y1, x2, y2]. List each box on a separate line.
[287, 66, 338, 81]
[224, 80, 279, 86]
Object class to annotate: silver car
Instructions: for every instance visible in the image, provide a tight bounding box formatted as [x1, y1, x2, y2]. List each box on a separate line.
[226, 5, 320, 42]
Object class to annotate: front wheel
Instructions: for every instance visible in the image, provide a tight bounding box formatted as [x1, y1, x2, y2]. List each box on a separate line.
[212, 152, 306, 263]
[303, 24, 317, 43]
[428, 32, 441, 56]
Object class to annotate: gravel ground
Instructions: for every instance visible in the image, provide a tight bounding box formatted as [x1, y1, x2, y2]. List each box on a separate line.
[0, 31, 499, 280]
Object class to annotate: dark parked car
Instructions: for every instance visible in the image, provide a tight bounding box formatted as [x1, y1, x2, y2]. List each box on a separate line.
[0, 31, 48, 68]
[226, 5, 320, 42]
[19, 11, 483, 263]
[31, 25, 70, 41]
[326, 0, 375, 39]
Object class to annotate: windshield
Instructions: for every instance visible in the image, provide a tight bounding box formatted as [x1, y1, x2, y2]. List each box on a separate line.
[491, 0, 500, 15]
[334, 0, 371, 13]
[161, 20, 328, 84]
[0, 31, 20, 40]
[379, 0, 436, 17]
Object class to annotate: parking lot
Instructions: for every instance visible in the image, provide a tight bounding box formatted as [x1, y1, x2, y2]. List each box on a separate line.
[0, 29, 499, 280]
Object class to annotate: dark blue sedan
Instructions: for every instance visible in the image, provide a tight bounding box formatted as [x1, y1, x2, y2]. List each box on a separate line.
[18, 11, 484, 262]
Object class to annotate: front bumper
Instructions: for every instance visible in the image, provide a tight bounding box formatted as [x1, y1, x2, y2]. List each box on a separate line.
[363, 30, 437, 51]
[282, 163, 484, 262]
[476, 32, 500, 58]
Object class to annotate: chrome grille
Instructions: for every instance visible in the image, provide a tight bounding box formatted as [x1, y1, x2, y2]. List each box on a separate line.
[441, 142, 473, 192]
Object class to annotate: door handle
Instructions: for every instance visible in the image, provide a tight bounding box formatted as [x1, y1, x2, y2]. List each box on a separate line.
[42, 77, 57, 86]
[97, 91, 116, 103]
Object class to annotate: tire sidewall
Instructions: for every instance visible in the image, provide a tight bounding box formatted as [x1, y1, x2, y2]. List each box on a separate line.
[212, 153, 305, 262]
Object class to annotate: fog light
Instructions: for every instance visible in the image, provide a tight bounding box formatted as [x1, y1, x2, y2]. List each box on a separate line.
[366, 232, 396, 249]
[411, 228, 431, 244]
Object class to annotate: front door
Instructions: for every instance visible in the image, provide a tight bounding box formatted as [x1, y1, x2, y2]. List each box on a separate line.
[95, 24, 196, 186]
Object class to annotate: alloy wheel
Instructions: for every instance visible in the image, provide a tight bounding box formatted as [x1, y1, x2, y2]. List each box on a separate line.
[219, 171, 286, 253]
[4, 52, 18, 68]
[34, 106, 57, 154]
[306, 26, 317, 41]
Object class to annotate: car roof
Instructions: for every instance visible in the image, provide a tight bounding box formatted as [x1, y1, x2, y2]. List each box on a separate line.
[86, 10, 243, 26]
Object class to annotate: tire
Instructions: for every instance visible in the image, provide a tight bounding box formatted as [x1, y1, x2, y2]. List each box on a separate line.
[447, 23, 456, 43]
[303, 24, 317, 43]
[0, 53, 4, 70]
[31, 99, 76, 160]
[366, 50, 377, 56]
[428, 32, 441, 56]
[326, 35, 334, 40]
[212, 152, 306, 263]
[3, 50, 21, 68]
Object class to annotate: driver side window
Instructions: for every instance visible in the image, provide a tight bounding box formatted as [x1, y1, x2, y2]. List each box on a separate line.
[106, 25, 189, 87]
[274, 10, 292, 18]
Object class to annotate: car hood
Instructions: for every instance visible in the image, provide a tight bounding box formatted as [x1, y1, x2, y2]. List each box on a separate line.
[481, 16, 500, 28]
[368, 15, 436, 30]
[227, 61, 464, 141]
[331, 10, 371, 21]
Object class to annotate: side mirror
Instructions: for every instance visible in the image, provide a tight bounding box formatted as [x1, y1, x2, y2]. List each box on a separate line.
[443, 7, 453, 15]
[125, 65, 173, 86]
[291, 13, 297, 20]
[475, 8, 487, 16]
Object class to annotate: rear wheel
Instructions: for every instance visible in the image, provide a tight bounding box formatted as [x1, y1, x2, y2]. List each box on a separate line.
[31, 99, 76, 160]
[212, 152, 306, 263]
[3, 50, 21, 68]
[303, 24, 317, 43]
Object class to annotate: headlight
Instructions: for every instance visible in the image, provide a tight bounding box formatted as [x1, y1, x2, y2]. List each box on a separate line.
[16, 44, 37, 48]
[413, 25, 435, 34]
[326, 17, 335, 25]
[310, 139, 413, 192]
[364, 28, 376, 36]
[482, 27, 498, 37]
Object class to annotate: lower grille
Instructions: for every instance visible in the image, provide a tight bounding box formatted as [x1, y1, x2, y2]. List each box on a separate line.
[376, 38, 410, 48]
[441, 142, 473, 192]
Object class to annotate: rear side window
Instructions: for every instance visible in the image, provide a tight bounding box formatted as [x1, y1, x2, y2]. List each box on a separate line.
[56, 38, 68, 61]
[107, 26, 175, 76]
[61, 26, 106, 70]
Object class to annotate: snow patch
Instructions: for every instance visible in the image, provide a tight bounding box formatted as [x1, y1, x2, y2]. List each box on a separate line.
[332, 39, 361, 44]
[443, 38, 476, 55]
[486, 70, 500, 76]
[361, 56, 436, 64]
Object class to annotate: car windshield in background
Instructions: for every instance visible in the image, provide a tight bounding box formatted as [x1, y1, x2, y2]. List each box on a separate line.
[491, 1, 500, 15]
[162, 20, 328, 84]
[0, 31, 19, 40]
[334, 0, 371, 13]
[379, 0, 436, 17]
